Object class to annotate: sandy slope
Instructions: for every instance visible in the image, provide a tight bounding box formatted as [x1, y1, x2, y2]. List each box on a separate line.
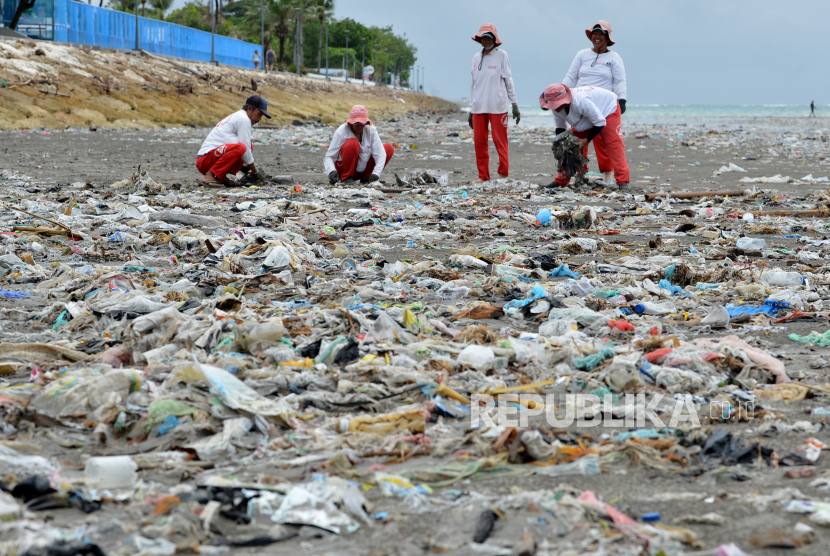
[0, 38, 455, 131]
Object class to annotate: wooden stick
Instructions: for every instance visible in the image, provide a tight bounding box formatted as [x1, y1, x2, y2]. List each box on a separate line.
[645, 189, 745, 201]
[8, 206, 72, 233]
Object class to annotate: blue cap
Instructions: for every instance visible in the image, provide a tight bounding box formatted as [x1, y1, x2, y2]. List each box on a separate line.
[642, 512, 661, 522]
[245, 95, 271, 119]
[633, 304, 646, 314]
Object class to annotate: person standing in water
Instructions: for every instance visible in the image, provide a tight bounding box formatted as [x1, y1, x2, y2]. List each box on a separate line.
[559, 20, 626, 188]
[468, 23, 520, 182]
[810, 100, 816, 117]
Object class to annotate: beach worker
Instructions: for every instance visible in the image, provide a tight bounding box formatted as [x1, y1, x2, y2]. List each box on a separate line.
[196, 95, 270, 186]
[468, 23, 519, 182]
[562, 20, 626, 186]
[266, 46, 276, 71]
[810, 100, 816, 117]
[324, 105, 394, 185]
[252, 49, 261, 70]
[540, 84, 629, 190]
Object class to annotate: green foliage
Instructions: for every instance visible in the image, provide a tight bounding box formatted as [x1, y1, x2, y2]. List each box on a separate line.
[149, 0, 419, 75]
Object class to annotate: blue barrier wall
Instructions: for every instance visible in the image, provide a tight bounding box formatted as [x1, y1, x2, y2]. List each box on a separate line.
[51, 0, 260, 69]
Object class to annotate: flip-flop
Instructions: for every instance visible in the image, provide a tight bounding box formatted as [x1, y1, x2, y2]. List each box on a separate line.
[196, 178, 229, 188]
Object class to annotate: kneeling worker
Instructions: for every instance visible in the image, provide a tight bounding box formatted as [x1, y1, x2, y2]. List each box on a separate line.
[325, 105, 394, 184]
[539, 84, 629, 190]
[196, 95, 270, 186]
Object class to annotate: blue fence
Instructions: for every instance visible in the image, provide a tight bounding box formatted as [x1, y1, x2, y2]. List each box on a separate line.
[51, 0, 260, 69]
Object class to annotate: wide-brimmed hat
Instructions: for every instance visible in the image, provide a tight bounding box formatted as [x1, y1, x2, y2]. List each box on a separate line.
[346, 105, 372, 126]
[539, 84, 572, 111]
[472, 23, 502, 47]
[585, 20, 614, 46]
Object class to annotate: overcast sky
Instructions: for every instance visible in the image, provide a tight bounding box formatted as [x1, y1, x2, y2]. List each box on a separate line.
[333, 0, 829, 106]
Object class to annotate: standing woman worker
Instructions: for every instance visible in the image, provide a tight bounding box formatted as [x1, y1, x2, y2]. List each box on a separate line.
[561, 20, 626, 186]
[468, 23, 520, 182]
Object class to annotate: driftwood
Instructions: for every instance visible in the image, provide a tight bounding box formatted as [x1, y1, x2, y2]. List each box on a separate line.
[645, 189, 746, 201]
[140, 49, 208, 79]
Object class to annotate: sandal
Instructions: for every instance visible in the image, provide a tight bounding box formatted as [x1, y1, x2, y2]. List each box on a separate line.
[196, 178, 230, 187]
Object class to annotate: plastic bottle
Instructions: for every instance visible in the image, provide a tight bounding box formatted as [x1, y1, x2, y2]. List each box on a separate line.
[736, 237, 766, 250]
[760, 271, 804, 286]
[633, 301, 676, 315]
[535, 208, 552, 226]
[85, 456, 138, 489]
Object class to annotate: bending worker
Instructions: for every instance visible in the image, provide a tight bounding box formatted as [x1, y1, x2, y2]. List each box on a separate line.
[468, 23, 519, 182]
[325, 105, 394, 184]
[562, 20, 627, 187]
[196, 95, 269, 186]
[540, 84, 629, 190]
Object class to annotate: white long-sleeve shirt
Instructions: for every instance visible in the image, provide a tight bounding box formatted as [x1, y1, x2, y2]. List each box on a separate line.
[553, 86, 619, 132]
[469, 49, 517, 114]
[323, 123, 387, 177]
[562, 49, 626, 101]
[198, 110, 254, 165]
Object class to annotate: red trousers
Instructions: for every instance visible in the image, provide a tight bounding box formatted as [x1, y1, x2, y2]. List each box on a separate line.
[472, 113, 509, 180]
[196, 143, 247, 181]
[555, 104, 629, 186]
[335, 138, 394, 180]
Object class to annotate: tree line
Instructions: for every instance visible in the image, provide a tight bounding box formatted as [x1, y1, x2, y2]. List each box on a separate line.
[113, 0, 417, 84]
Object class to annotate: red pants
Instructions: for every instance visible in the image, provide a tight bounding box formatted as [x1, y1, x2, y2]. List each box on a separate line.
[554, 104, 629, 186]
[473, 113, 509, 180]
[335, 138, 394, 180]
[196, 143, 247, 181]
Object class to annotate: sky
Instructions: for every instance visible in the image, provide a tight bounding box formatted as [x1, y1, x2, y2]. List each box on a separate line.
[331, 0, 829, 106]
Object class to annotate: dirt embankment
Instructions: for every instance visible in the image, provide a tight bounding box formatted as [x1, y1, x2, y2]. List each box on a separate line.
[0, 38, 457, 131]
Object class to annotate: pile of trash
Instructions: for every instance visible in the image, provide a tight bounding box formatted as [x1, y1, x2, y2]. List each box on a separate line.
[4, 119, 830, 555]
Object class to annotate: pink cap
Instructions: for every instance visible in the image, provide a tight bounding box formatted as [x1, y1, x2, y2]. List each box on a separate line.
[346, 105, 371, 125]
[539, 84, 572, 111]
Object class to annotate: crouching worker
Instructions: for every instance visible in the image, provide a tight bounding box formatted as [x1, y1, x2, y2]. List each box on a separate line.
[196, 95, 270, 186]
[325, 105, 394, 185]
[539, 84, 629, 190]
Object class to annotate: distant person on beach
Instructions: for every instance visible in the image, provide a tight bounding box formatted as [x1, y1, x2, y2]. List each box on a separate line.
[252, 50, 261, 70]
[325, 105, 394, 185]
[561, 20, 626, 187]
[541, 84, 629, 190]
[468, 23, 520, 182]
[266, 47, 276, 71]
[810, 100, 816, 117]
[196, 95, 270, 187]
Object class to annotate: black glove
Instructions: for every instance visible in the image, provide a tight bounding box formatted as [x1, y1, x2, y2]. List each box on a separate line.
[328, 170, 339, 185]
[368, 174, 379, 183]
[555, 128, 567, 136]
[512, 104, 521, 125]
[619, 99, 626, 115]
[468, 112, 473, 129]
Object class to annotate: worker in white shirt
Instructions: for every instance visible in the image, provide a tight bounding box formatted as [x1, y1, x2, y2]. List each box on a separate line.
[540, 84, 629, 190]
[561, 20, 626, 186]
[196, 95, 269, 187]
[468, 23, 519, 182]
[324, 105, 394, 185]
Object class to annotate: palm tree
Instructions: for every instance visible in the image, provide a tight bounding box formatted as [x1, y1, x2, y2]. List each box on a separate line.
[310, 0, 333, 71]
[247, 0, 294, 65]
[150, 0, 173, 18]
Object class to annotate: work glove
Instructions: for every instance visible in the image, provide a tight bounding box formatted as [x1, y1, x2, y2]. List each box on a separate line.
[367, 174, 380, 183]
[555, 128, 567, 136]
[328, 170, 339, 185]
[512, 104, 521, 125]
[619, 99, 626, 115]
[468, 112, 473, 129]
